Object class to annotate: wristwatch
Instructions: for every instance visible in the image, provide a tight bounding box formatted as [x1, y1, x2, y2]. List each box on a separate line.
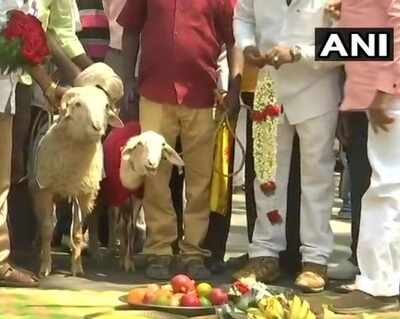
[290, 45, 302, 62]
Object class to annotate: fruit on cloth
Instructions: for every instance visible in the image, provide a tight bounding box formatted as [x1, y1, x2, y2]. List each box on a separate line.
[169, 293, 184, 307]
[143, 290, 158, 304]
[199, 296, 212, 307]
[209, 288, 228, 305]
[154, 293, 171, 306]
[161, 284, 173, 292]
[197, 282, 213, 298]
[171, 274, 196, 293]
[180, 293, 201, 307]
[287, 295, 315, 319]
[127, 288, 147, 304]
[258, 296, 284, 319]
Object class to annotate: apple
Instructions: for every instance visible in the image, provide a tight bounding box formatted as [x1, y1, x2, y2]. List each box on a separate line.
[180, 293, 201, 307]
[171, 274, 195, 293]
[143, 290, 158, 304]
[154, 294, 171, 306]
[197, 282, 213, 298]
[209, 288, 228, 305]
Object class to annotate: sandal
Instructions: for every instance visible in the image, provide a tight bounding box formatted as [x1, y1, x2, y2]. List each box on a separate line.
[233, 257, 280, 283]
[184, 258, 211, 280]
[0, 262, 39, 288]
[145, 255, 172, 280]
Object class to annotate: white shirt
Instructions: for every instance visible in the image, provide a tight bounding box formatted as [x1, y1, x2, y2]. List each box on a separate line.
[234, 0, 342, 124]
[0, 0, 25, 114]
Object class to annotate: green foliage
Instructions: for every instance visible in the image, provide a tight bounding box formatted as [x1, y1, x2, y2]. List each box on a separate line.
[0, 35, 24, 74]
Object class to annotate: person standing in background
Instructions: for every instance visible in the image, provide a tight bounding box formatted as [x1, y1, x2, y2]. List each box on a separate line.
[233, 0, 342, 292]
[329, 0, 400, 313]
[103, 0, 139, 122]
[118, 0, 243, 280]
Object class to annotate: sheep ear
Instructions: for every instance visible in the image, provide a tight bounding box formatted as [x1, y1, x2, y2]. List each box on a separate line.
[122, 135, 142, 158]
[163, 144, 184, 167]
[107, 108, 124, 128]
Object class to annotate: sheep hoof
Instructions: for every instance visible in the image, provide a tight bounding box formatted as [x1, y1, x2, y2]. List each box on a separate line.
[71, 263, 84, 277]
[39, 261, 52, 278]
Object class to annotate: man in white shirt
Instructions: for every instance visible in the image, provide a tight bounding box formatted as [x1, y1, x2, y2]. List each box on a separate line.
[233, 0, 342, 292]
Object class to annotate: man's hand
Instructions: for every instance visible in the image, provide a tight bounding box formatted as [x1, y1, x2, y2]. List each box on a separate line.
[223, 86, 241, 122]
[244, 46, 268, 68]
[336, 112, 352, 147]
[325, 0, 341, 20]
[369, 91, 395, 133]
[45, 83, 69, 112]
[266, 46, 294, 70]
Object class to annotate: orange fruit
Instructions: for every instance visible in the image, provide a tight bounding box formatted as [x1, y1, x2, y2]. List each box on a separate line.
[127, 288, 147, 304]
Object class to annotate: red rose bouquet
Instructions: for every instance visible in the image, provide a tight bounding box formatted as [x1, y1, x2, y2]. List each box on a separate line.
[0, 10, 49, 73]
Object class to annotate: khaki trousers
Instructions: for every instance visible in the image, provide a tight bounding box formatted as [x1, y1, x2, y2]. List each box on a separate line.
[140, 97, 216, 257]
[0, 113, 12, 263]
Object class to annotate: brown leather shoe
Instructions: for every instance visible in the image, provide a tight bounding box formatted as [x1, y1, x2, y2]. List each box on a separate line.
[0, 262, 39, 288]
[233, 256, 280, 283]
[329, 290, 400, 314]
[295, 262, 327, 293]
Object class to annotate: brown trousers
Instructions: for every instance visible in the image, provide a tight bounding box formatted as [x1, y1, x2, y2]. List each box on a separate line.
[140, 97, 216, 257]
[0, 113, 13, 263]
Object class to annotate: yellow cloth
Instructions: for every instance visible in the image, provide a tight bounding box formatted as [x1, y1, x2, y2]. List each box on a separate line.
[241, 63, 259, 93]
[210, 118, 234, 216]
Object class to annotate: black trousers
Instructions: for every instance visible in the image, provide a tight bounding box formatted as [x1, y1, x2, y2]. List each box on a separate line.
[345, 112, 371, 264]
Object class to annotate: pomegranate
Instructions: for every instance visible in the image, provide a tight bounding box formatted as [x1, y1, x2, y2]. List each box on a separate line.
[209, 288, 228, 305]
[170, 274, 195, 293]
[180, 293, 201, 307]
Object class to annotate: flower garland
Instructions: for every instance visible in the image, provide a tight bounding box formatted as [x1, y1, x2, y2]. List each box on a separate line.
[0, 10, 49, 74]
[252, 73, 281, 196]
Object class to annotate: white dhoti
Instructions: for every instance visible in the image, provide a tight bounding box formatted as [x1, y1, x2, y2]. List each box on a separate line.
[250, 109, 338, 265]
[356, 99, 400, 297]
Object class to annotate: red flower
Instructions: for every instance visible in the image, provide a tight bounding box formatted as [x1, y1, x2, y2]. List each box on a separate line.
[267, 210, 282, 225]
[233, 281, 250, 294]
[251, 104, 282, 122]
[3, 11, 49, 65]
[260, 181, 276, 194]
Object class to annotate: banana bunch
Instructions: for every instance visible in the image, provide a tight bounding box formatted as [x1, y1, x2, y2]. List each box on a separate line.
[286, 296, 316, 319]
[245, 295, 316, 319]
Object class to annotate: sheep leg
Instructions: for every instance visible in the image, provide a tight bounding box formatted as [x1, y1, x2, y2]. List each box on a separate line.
[119, 201, 129, 271]
[107, 206, 120, 257]
[70, 198, 84, 276]
[87, 213, 102, 263]
[32, 190, 54, 278]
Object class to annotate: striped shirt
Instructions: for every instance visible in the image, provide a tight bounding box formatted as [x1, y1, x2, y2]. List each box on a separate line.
[76, 0, 109, 62]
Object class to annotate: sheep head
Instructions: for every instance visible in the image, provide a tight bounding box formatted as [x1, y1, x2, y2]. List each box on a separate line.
[73, 62, 124, 106]
[59, 86, 123, 143]
[120, 131, 184, 190]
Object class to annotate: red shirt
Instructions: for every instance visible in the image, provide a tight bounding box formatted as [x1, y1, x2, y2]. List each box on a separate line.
[101, 121, 143, 207]
[117, 0, 235, 108]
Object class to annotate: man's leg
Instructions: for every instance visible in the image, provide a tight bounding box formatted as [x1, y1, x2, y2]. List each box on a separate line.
[139, 97, 179, 279]
[294, 110, 337, 292]
[0, 113, 38, 287]
[0, 114, 12, 264]
[328, 112, 370, 281]
[331, 107, 400, 314]
[178, 105, 216, 279]
[234, 114, 295, 282]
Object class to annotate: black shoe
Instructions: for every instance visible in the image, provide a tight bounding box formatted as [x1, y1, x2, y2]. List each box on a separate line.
[206, 257, 226, 274]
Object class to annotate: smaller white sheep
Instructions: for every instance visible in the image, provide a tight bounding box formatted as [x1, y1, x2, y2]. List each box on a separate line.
[105, 131, 184, 271]
[31, 63, 124, 277]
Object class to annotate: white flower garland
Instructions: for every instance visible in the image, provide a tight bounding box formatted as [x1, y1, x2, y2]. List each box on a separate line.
[252, 73, 280, 195]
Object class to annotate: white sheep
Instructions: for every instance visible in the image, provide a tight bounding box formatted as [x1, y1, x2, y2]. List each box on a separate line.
[102, 129, 184, 272]
[30, 63, 124, 277]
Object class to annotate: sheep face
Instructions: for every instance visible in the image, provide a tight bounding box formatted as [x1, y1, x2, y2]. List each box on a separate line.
[59, 87, 123, 143]
[120, 131, 184, 189]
